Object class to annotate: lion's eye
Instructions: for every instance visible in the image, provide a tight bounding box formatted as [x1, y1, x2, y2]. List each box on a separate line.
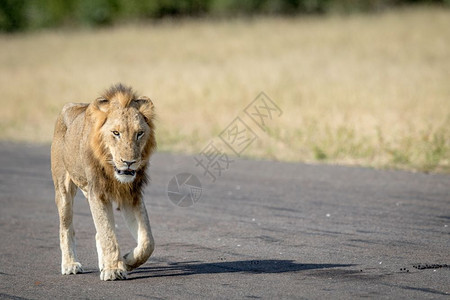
[112, 130, 120, 137]
[137, 131, 144, 140]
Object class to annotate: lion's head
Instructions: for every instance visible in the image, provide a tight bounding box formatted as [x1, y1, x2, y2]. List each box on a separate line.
[87, 84, 156, 184]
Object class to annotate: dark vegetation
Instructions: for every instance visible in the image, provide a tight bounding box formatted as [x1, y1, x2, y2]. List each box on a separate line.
[0, 0, 448, 32]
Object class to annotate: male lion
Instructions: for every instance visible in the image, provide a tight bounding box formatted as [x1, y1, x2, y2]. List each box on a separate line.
[51, 83, 156, 281]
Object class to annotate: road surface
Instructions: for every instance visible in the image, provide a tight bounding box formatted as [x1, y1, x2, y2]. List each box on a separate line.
[0, 142, 449, 299]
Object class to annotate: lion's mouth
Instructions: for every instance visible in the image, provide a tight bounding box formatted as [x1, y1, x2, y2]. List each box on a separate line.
[114, 166, 136, 176]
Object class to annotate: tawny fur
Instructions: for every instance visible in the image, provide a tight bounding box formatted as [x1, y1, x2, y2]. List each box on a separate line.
[51, 83, 156, 281]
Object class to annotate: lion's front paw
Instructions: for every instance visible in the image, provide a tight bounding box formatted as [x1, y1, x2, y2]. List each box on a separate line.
[100, 268, 128, 281]
[61, 262, 83, 275]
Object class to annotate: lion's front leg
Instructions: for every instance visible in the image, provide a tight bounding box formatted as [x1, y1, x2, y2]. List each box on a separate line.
[121, 199, 155, 271]
[87, 191, 127, 281]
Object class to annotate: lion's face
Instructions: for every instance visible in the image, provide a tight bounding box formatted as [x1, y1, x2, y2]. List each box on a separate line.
[100, 107, 152, 183]
[87, 86, 156, 185]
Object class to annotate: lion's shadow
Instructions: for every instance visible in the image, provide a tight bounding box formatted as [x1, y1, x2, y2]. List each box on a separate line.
[128, 259, 354, 280]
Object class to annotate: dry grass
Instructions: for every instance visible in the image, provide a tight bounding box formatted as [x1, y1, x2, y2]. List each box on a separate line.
[1, 7, 449, 172]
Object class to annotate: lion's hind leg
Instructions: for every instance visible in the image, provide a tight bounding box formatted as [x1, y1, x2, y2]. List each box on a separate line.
[55, 173, 83, 275]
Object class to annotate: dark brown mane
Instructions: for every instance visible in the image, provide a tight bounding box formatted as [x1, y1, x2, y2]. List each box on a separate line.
[102, 83, 137, 101]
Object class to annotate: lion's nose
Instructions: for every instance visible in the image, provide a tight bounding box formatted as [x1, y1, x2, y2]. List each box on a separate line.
[121, 159, 136, 167]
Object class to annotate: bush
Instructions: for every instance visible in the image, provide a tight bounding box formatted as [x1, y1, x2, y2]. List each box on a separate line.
[0, 0, 448, 32]
[0, 0, 27, 32]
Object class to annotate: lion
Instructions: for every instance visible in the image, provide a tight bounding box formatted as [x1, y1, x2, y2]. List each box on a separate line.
[51, 83, 156, 281]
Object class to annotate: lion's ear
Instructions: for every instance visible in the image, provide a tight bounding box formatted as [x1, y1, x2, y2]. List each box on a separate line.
[87, 97, 109, 128]
[93, 97, 110, 113]
[135, 96, 155, 122]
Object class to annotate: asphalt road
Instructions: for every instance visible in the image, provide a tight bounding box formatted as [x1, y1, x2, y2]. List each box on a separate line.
[0, 142, 449, 299]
